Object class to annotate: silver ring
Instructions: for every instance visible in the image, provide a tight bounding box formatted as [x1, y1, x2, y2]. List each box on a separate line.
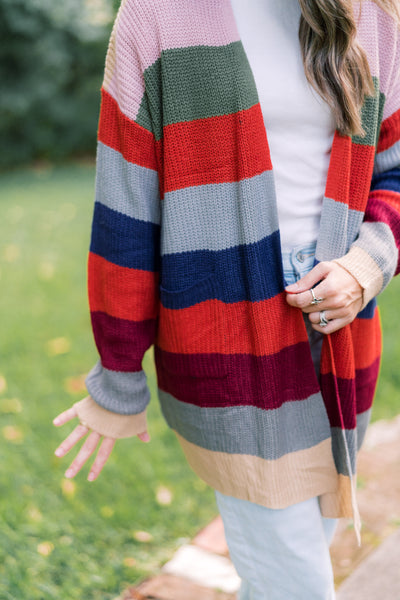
[319, 310, 329, 327]
[310, 288, 324, 305]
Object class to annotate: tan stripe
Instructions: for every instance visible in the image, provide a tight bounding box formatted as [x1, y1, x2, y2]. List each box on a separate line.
[73, 396, 147, 439]
[176, 434, 346, 511]
[318, 473, 354, 519]
[333, 246, 383, 310]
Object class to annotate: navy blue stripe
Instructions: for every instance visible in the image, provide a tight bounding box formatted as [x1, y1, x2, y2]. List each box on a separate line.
[357, 297, 377, 319]
[160, 230, 284, 308]
[371, 167, 400, 193]
[90, 202, 161, 271]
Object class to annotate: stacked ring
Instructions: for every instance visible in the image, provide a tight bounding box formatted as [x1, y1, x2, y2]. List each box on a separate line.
[319, 310, 329, 327]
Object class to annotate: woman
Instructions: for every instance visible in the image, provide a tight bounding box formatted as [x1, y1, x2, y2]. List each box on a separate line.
[53, 0, 400, 597]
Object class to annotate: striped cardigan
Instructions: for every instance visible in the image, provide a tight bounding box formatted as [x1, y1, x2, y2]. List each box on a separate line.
[74, 0, 400, 540]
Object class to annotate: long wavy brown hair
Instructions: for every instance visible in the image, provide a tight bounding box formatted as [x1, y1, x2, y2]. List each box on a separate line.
[298, 0, 400, 137]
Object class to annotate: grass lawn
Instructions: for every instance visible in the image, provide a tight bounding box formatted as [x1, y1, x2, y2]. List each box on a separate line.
[0, 163, 399, 599]
[0, 163, 217, 600]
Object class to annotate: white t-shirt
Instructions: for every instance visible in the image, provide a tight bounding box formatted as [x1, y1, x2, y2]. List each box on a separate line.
[230, 0, 336, 251]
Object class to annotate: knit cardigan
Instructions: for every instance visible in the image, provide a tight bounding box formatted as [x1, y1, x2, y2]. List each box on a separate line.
[74, 0, 400, 540]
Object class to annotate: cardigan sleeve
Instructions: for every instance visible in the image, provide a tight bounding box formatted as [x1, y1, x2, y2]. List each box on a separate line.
[334, 25, 400, 309]
[77, 2, 161, 438]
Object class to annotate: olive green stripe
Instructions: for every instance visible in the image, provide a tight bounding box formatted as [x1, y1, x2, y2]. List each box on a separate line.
[352, 77, 385, 147]
[140, 42, 259, 141]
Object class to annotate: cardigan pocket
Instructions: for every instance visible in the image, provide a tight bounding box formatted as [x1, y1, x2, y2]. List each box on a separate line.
[157, 271, 231, 379]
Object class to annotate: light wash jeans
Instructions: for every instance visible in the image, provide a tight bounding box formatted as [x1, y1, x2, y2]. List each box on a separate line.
[215, 241, 338, 600]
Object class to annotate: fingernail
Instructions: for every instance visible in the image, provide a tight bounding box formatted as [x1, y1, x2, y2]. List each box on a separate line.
[88, 473, 95, 481]
[53, 418, 60, 425]
[65, 469, 73, 478]
[285, 282, 299, 292]
[54, 448, 62, 457]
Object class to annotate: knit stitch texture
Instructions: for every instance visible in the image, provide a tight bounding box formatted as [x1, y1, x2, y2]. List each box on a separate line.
[81, 0, 400, 541]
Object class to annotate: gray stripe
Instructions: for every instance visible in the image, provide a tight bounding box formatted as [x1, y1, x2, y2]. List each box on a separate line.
[331, 409, 372, 476]
[158, 389, 332, 460]
[316, 197, 364, 260]
[356, 408, 372, 451]
[352, 221, 398, 289]
[374, 139, 400, 175]
[85, 360, 150, 415]
[161, 172, 278, 255]
[96, 142, 161, 225]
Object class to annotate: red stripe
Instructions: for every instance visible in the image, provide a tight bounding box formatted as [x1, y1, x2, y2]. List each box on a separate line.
[157, 292, 307, 356]
[162, 104, 272, 193]
[320, 307, 381, 378]
[377, 107, 400, 153]
[325, 133, 375, 212]
[98, 88, 158, 171]
[349, 143, 376, 212]
[88, 252, 159, 321]
[325, 132, 352, 205]
[350, 307, 382, 371]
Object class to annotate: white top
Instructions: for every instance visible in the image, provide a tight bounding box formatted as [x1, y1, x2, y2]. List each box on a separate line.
[230, 0, 336, 250]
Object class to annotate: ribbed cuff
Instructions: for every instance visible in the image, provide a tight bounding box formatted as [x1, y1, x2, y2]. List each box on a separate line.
[73, 396, 148, 439]
[333, 246, 383, 310]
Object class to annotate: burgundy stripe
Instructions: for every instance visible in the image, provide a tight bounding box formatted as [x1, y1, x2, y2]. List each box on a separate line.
[154, 341, 320, 409]
[320, 357, 380, 428]
[91, 311, 157, 372]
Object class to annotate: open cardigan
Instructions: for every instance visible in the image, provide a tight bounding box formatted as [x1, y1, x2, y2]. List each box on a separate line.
[74, 0, 400, 540]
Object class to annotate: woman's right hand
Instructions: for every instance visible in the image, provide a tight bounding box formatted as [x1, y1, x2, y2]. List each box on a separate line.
[53, 404, 150, 481]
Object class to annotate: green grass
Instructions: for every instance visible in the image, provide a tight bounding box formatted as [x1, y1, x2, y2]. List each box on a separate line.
[0, 163, 216, 600]
[0, 163, 399, 598]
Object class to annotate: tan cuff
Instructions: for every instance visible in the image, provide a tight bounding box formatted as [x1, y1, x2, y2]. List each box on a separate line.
[73, 396, 148, 439]
[333, 246, 384, 310]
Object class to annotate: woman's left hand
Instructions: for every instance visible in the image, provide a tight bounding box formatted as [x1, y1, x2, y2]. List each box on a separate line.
[285, 261, 363, 334]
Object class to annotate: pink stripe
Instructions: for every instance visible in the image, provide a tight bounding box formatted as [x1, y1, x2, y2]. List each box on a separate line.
[105, 0, 240, 121]
[355, 1, 400, 119]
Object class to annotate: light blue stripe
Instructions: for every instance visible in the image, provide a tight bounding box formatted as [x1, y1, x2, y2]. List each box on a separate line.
[158, 389, 332, 460]
[85, 361, 150, 415]
[374, 139, 400, 175]
[316, 197, 364, 260]
[161, 172, 278, 255]
[96, 141, 161, 225]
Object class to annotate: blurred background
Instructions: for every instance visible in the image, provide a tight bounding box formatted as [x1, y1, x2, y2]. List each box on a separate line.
[0, 1, 217, 599]
[0, 1, 399, 599]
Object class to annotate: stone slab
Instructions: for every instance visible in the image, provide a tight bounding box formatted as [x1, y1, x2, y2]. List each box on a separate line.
[130, 574, 237, 600]
[162, 544, 240, 593]
[336, 528, 400, 600]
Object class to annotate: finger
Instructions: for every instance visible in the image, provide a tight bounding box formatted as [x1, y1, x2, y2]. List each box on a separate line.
[286, 284, 330, 311]
[54, 423, 89, 457]
[285, 262, 331, 294]
[64, 431, 102, 479]
[308, 308, 346, 325]
[137, 431, 150, 443]
[310, 316, 349, 335]
[87, 437, 116, 481]
[53, 405, 78, 427]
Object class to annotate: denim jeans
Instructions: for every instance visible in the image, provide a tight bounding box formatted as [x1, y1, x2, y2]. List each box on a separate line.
[215, 241, 338, 600]
[281, 241, 324, 376]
